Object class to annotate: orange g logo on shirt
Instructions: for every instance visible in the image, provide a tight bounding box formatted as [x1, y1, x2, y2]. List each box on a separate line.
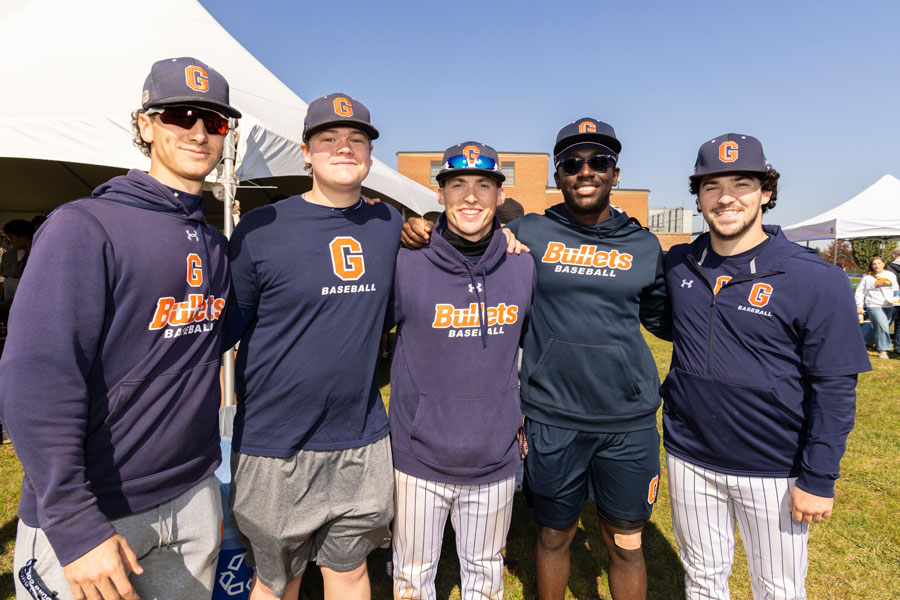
[719, 141, 739, 163]
[184, 66, 209, 92]
[578, 120, 596, 133]
[713, 275, 732, 295]
[186, 253, 203, 287]
[333, 97, 354, 117]
[330, 236, 365, 281]
[748, 283, 773, 307]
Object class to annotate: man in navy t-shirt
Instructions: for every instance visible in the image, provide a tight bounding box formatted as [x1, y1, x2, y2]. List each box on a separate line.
[663, 134, 871, 599]
[226, 94, 401, 600]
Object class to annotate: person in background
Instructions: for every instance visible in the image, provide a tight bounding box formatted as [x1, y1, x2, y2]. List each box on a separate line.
[855, 255, 898, 359]
[885, 246, 900, 352]
[495, 196, 524, 225]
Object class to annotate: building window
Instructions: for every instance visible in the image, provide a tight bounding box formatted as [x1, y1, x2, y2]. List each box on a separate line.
[501, 161, 515, 186]
[429, 161, 442, 186]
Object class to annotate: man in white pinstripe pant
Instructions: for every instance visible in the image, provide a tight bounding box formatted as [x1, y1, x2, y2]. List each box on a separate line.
[387, 142, 535, 599]
[662, 134, 871, 598]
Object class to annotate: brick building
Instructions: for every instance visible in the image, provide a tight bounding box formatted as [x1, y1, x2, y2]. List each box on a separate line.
[396, 150, 690, 250]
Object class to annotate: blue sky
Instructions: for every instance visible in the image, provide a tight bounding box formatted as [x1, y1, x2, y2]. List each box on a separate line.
[201, 1, 899, 230]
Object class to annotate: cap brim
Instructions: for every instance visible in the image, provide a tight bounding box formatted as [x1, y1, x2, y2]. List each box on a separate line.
[144, 96, 242, 119]
[554, 133, 621, 158]
[689, 165, 769, 182]
[435, 168, 505, 184]
[304, 119, 379, 141]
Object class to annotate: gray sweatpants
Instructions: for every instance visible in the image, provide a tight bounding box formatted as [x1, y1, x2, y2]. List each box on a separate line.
[14, 474, 222, 600]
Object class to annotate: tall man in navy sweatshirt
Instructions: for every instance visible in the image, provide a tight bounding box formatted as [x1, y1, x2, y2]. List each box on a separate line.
[663, 134, 870, 599]
[226, 94, 401, 600]
[389, 142, 535, 599]
[402, 120, 671, 600]
[0, 57, 239, 600]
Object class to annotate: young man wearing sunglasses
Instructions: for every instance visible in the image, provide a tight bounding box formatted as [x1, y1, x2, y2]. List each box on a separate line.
[662, 134, 869, 599]
[401, 119, 670, 600]
[388, 142, 535, 599]
[0, 57, 239, 600]
[225, 93, 401, 600]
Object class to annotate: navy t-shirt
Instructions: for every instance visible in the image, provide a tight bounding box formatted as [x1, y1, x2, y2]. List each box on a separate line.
[229, 196, 402, 456]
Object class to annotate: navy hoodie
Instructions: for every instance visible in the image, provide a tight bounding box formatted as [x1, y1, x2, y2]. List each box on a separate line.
[506, 204, 670, 432]
[0, 170, 228, 565]
[663, 226, 870, 496]
[389, 215, 535, 484]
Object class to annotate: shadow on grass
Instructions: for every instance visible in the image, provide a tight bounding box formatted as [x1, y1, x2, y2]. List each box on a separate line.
[1, 515, 18, 599]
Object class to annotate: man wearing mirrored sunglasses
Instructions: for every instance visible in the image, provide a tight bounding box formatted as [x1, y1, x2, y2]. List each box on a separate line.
[401, 119, 671, 600]
[388, 142, 535, 600]
[225, 93, 401, 600]
[1, 56, 240, 600]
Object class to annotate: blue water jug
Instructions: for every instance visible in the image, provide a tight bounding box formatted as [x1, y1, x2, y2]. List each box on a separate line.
[212, 437, 254, 600]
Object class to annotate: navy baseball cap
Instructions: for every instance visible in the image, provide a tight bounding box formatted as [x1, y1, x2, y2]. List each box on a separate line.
[142, 57, 241, 118]
[691, 133, 769, 182]
[553, 118, 622, 161]
[303, 93, 379, 142]
[435, 141, 505, 184]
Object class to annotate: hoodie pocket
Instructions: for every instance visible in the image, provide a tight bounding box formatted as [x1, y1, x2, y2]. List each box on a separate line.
[527, 337, 641, 416]
[662, 368, 803, 473]
[409, 386, 521, 473]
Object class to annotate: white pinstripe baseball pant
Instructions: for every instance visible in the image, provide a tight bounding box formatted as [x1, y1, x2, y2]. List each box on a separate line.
[667, 454, 809, 599]
[391, 470, 515, 600]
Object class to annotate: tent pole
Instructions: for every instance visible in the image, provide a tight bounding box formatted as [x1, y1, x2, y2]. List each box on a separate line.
[833, 230, 838, 265]
[222, 121, 237, 408]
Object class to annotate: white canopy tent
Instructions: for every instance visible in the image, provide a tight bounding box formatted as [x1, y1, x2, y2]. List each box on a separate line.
[783, 174, 900, 242]
[0, 0, 440, 228]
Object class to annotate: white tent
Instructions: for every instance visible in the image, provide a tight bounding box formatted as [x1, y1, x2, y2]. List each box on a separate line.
[0, 0, 440, 227]
[783, 174, 900, 242]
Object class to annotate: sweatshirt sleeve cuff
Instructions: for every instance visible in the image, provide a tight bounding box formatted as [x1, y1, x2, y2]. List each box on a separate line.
[43, 505, 116, 566]
[795, 472, 836, 498]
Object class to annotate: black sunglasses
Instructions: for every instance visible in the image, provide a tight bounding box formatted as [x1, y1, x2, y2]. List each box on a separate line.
[152, 105, 230, 135]
[556, 154, 616, 176]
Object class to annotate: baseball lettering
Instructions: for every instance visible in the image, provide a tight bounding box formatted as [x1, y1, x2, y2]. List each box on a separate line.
[648, 475, 659, 504]
[329, 236, 365, 281]
[432, 303, 520, 329]
[541, 242, 633, 270]
[184, 66, 209, 92]
[187, 253, 203, 287]
[719, 141, 738, 163]
[748, 283, 773, 307]
[463, 145, 480, 164]
[713, 275, 732, 295]
[578, 121, 596, 133]
[333, 97, 353, 117]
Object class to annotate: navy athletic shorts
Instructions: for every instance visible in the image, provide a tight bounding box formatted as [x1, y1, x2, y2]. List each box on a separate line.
[523, 419, 660, 530]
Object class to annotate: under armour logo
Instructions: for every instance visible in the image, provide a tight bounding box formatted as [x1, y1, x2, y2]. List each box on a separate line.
[186, 229, 199, 242]
[681, 279, 693, 288]
[467, 282, 483, 293]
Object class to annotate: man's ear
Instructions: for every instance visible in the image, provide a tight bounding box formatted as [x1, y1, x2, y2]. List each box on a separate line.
[496, 187, 506, 206]
[612, 167, 621, 187]
[138, 112, 154, 144]
[437, 186, 445, 206]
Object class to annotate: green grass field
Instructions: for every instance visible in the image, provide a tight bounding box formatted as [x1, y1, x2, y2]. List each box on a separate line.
[2, 332, 898, 599]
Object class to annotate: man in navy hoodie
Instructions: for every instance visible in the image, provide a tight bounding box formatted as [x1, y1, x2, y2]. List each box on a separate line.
[403, 120, 670, 600]
[663, 134, 870, 599]
[0, 57, 239, 600]
[389, 142, 535, 599]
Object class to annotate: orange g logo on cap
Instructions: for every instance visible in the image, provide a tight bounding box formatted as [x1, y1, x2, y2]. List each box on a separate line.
[463, 145, 480, 164]
[578, 120, 597, 134]
[719, 141, 739, 163]
[333, 97, 354, 117]
[184, 66, 209, 93]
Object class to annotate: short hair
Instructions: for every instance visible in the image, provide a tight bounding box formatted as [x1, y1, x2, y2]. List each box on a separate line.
[131, 108, 152, 157]
[3, 220, 34, 239]
[690, 168, 780, 213]
[892, 246, 900, 259]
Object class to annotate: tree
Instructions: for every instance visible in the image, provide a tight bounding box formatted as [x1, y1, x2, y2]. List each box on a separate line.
[820, 240, 857, 271]
[850, 239, 897, 271]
